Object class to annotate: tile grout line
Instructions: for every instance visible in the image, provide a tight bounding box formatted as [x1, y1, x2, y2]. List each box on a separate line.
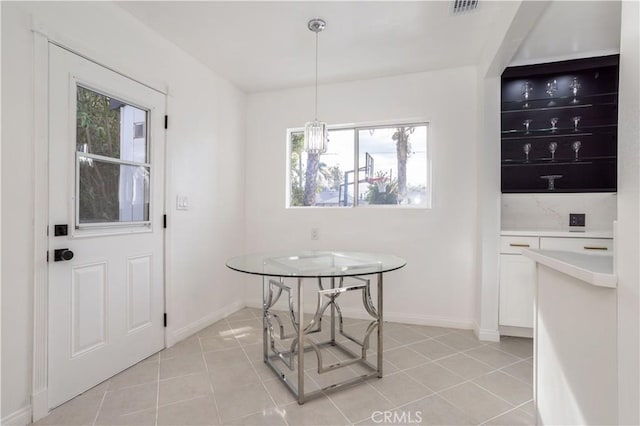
[157, 394, 211, 410]
[91, 388, 108, 426]
[470, 380, 528, 409]
[457, 351, 534, 387]
[430, 369, 533, 425]
[407, 356, 522, 414]
[478, 399, 535, 426]
[463, 341, 533, 361]
[495, 367, 533, 387]
[154, 353, 160, 426]
[197, 331, 224, 426]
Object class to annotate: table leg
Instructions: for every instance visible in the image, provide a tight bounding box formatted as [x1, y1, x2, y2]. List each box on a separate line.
[297, 277, 305, 404]
[330, 277, 336, 345]
[262, 277, 268, 362]
[377, 272, 383, 378]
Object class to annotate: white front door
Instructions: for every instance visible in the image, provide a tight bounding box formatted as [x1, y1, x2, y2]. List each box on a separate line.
[48, 44, 166, 408]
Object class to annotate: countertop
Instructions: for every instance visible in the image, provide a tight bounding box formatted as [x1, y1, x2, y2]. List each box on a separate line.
[523, 249, 616, 288]
[501, 229, 613, 238]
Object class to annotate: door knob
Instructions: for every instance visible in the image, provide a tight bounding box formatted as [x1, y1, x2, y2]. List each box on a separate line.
[54, 248, 74, 262]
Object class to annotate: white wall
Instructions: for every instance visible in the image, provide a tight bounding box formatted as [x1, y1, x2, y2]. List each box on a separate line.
[1, 2, 246, 421]
[616, 1, 640, 423]
[474, 1, 550, 342]
[510, 0, 621, 67]
[244, 68, 479, 327]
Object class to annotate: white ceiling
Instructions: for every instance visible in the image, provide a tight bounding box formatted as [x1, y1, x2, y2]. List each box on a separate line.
[117, 1, 516, 93]
[511, 0, 621, 66]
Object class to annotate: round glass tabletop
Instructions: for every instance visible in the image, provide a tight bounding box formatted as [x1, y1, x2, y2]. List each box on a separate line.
[226, 250, 407, 278]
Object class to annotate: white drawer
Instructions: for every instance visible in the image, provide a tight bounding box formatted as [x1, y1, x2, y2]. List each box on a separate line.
[500, 236, 540, 254]
[539, 237, 613, 255]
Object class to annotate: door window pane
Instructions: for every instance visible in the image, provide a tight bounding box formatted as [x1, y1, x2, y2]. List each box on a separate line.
[76, 86, 148, 163]
[78, 157, 150, 224]
[358, 125, 428, 206]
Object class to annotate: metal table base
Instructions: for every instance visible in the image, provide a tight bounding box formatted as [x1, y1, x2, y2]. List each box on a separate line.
[262, 273, 384, 404]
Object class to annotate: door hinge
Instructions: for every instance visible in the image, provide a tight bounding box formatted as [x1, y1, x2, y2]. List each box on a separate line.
[163, 313, 167, 327]
[163, 214, 167, 229]
[164, 115, 168, 129]
[46, 251, 49, 262]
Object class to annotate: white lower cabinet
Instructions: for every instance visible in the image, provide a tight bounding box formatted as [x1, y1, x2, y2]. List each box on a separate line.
[499, 254, 536, 328]
[539, 236, 613, 254]
[499, 233, 612, 332]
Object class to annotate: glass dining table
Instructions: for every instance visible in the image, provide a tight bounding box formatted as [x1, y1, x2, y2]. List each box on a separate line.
[226, 250, 406, 404]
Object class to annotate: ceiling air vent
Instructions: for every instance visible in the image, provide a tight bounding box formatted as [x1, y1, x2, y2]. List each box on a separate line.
[452, 0, 479, 14]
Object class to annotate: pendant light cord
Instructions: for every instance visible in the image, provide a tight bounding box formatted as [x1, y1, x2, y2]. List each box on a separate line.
[314, 30, 319, 121]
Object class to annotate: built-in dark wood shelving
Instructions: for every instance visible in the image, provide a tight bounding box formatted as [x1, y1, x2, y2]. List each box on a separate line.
[501, 156, 616, 167]
[501, 55, 619, 193]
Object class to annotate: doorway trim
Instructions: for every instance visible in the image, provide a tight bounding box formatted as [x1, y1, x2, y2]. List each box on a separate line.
[31, 22, 170, 422]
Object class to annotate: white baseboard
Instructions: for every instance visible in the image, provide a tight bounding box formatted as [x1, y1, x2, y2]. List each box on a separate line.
[1, 405, 32, 426]
[474, 322, 501, 342]
[499, 325, 533, 339]
[166, 300, 245, 347]
[31, 389, 48, 422]
[245, 298, 475, 331]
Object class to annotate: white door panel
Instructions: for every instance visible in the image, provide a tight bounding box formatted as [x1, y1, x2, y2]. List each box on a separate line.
[48, 44, 165, 408]
[127, 254, 153, 332]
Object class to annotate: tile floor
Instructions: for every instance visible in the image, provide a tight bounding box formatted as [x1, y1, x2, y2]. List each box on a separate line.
[34, 308, 534, 426]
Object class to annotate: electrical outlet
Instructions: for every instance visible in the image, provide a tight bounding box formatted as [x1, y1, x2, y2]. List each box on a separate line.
[569, 213, 586, 227]
[311, 228, 319, 240]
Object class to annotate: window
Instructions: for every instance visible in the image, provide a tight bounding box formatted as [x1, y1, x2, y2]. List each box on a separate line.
[288, 123, 429, 208]
[76, 85, 151, 226]
[133, 122, 145, 139]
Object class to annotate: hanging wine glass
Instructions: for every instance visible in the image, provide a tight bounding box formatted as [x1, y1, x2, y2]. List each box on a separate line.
[523, 119, 532, 134]
[569, 77, 581, 103]
[522, 81, 533, 108]
[572, 141, 582, 161]
[523, 143, 532, 162]
[550, 117, 559, 132]
[546, 79, 558, 105]
[546, 79, 558, 97]
[572, 116, 581, 131]
[549, 142, 558, 160]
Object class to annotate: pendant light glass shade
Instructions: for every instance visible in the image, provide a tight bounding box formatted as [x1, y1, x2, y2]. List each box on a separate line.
[304, 120, 328, 154]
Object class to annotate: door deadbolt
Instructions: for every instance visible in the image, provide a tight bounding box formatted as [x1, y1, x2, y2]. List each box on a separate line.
[54, 248, 74, 262]
[54, 224, 68, 236]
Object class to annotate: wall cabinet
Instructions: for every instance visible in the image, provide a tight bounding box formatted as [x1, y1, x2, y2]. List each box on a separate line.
[501, 55, 619, 193]
[499, 234, 612, 333]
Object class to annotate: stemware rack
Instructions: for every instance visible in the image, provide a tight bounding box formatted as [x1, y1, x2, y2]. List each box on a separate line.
[501, 55, 619, 193]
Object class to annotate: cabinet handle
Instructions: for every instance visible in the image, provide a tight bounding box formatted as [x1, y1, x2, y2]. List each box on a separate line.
[509, 243, 530, 247]
[584, 246, 608, 251]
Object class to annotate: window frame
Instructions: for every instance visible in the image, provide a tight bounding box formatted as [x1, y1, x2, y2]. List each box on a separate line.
[74, 82, 153, 230]
[286, 120, 431, 209]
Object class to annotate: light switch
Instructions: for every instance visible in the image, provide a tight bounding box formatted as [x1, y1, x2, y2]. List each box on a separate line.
[176, 195, 189, 211]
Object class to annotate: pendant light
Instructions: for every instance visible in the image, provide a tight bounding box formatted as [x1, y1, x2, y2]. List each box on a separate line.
[304, 18, 328, 154]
